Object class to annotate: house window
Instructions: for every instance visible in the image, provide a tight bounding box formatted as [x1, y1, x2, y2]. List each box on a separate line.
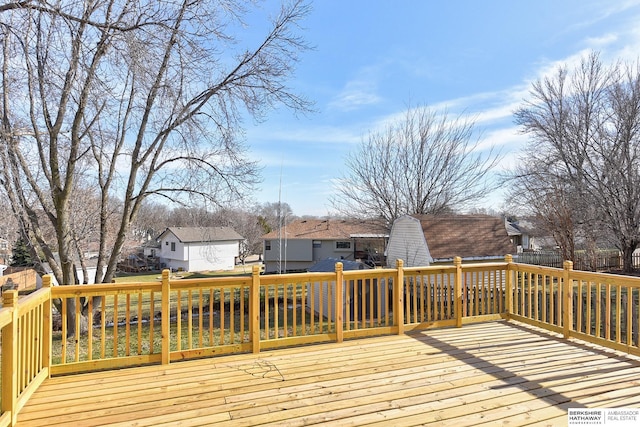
[170, 242, 176, 252]
[313, 240, 322, 248]
[336, 241, 351, 250]
[265, 240, 271, 251]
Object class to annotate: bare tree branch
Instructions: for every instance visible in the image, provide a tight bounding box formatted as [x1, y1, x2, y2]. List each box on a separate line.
[331, 105, 500, 224]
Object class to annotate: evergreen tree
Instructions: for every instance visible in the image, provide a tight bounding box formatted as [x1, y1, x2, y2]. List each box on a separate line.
[10, 238, 34, 267]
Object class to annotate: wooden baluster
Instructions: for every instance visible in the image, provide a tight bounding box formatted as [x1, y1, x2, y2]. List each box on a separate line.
[161, 269, 170, 365]
[250, 265, 260, 353]
[395, 259, 404, 335]
[454, 257, 462, 327]
[335, 263, 343, 343]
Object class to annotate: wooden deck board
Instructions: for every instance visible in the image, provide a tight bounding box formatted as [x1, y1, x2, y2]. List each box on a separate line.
[16, 320, 640, 426]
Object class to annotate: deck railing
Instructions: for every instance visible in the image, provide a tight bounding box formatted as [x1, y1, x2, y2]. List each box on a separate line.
[2, 256, 640, 426]
[0, 277, 52, 427]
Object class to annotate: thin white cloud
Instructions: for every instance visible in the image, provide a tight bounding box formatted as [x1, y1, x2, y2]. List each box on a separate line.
[481, 127, 524, 148]
[329, 80, 382, 111]
[328, 65, 384, 111]
[249, 124, 363, 146]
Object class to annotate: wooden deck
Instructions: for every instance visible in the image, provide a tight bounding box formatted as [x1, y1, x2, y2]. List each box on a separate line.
[16, 320, 640, 426]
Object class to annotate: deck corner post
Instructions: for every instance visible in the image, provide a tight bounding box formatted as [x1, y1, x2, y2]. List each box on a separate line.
[1, 290, 19, 425]
[335, 262, 344, 343]
[251, 265, 261, 354]
[395, 259, 404, 335]
[454, 256, 463, 327]
[161, 269, 171, 365]
[43, 275, 52, 376]
[505, 254, 514, 319]
[563, 260, 574, 339]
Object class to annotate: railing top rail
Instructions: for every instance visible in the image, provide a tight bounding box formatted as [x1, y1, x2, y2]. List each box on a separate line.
[51, 282, 162, 297]
[15, 287, 51, 313]
[342, 268, 396, 278]
[568, 269, 640, 286]
[511, 263, 564, 274]
[459, 262, 510, 271]
[259, 272, 337, 285]
[172, 275, 252, 289]
[403, 265, 456, 274]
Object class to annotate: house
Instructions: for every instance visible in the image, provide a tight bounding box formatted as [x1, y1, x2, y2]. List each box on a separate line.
[0, 237, 9, 264]
[41, 258, 109, 285]
[261, 219, 389, 273]
[385, 215, 433, 267]
[505, 218, 541, 252]
[158, 227, 243, 272]
[386, 214, 516, 267]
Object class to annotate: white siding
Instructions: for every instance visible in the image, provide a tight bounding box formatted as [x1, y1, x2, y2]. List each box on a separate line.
[185, 241, 238, 271]
[158, 230, 240, 271]
[160, 234, 187, 261]
[386, 215, 432, 268]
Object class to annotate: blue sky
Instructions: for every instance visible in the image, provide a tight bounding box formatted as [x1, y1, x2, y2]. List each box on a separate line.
[245, 0, 640, 217]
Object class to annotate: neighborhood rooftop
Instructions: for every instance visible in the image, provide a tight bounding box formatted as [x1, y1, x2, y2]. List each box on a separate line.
[413, 214, 515, 261]
[262, 219, 388, 240]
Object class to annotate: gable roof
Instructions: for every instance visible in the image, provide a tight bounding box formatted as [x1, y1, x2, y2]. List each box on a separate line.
[159, 227, 243, 243]
[413, 214, 515, 261]
[262, 219, 388, 240]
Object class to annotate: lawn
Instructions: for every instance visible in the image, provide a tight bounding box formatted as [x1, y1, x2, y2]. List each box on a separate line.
[112, 264, 257, 283]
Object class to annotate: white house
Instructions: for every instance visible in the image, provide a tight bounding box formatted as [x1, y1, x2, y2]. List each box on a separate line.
[158, 227, 243, 272]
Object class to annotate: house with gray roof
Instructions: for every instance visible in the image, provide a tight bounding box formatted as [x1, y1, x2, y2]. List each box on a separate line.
[158, 226, 243, 272]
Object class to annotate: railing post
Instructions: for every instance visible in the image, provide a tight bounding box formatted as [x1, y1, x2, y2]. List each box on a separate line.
[251, 265, 261, 354]
[563, 260, 574, 339]
[43, 275, 52, 376]
[2, 290, 19, 425]
[394, 259, 404, 335]
[334, 262, 344, 343]
[161, 269, 170, 365]
[505, 254, 513, 319]
[454, 257, 463, 327]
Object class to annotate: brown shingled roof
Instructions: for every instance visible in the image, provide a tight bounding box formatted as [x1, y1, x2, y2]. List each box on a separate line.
[413, 214, 515, 260]
[262, 219, 388, 240]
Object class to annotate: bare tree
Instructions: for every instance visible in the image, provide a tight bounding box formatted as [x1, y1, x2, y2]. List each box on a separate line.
[0, 0, 311, 286]
[331, 105, 500, 224]
[131, 201, 171, 241]
[258, 201, 295, 233]
[211, 207, 264, 264]
[507, 161, 585, 263]
[0, 1, 311, 335]
[166, 206, 220, 228]
[512, 52, 640, 272]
